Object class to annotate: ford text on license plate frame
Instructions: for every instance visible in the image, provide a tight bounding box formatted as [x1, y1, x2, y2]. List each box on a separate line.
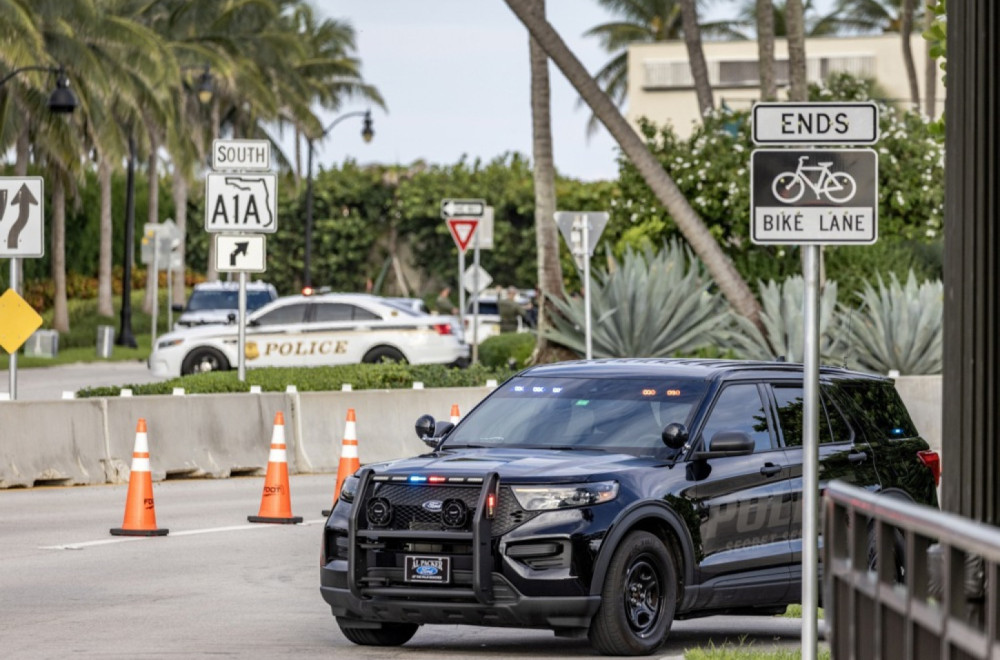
[404, 555, 451, 584]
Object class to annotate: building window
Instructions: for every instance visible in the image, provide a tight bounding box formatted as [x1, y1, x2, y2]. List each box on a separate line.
[642, 55, 874, 90]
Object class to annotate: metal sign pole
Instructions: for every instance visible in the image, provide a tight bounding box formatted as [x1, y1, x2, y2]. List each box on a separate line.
[150, 238, 160, 349]
[582, 216, 592, 360]
[472, 232, 480, 364]
[8, 258, 18, 400]
[238, 270, 247, 381]
[166, 258, 173, 331]
[801, 243, 820, 660]
[458, 251, 465, 342]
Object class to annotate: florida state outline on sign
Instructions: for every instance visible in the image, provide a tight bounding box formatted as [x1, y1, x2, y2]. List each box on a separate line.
[447, 218, 479, 252]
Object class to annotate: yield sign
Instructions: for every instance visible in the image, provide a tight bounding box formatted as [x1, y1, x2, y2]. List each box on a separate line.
[447, 218, 479, 252]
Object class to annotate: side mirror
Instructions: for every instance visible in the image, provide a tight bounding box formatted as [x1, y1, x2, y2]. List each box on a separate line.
[693, 431, 755, 460]
[661, 423, 688, 450]
[171, 303, 184, 313]
[415, 414, 436, 441]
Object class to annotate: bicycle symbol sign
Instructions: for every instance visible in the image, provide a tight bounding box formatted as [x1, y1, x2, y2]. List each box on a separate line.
[751, 148, 878, 246]
[772, 155, 857, 204]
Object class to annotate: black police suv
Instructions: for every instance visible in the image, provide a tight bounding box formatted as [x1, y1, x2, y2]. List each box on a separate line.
[320, 359, 940, 655]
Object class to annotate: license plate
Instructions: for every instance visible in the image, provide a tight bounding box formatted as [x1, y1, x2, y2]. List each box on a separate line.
[404, 555, 450, 584]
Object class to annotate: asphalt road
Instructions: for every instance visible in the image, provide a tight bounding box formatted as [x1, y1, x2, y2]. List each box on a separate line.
[2, 474, 813, 659]
[4, 360, 168, 400]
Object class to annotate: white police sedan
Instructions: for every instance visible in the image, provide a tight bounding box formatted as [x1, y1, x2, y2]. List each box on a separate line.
[148, 292, 470, 377]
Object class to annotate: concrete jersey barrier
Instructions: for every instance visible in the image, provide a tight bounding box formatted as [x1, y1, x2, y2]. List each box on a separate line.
[0, 386, 494, 489]
[0, 377, 941, 489]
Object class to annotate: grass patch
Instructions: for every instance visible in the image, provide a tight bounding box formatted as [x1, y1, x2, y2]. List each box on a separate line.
[686, 643, 830, 659]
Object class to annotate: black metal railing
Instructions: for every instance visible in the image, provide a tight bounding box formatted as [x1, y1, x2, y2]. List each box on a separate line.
[823, 481, 1000, 659]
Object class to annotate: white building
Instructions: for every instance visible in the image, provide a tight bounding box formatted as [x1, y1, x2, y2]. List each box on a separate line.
[627, 34, 944, 138]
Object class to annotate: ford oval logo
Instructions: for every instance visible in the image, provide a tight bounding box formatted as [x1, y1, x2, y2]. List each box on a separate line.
[422, 500, 443, 512]
[415, 565, 439, 576]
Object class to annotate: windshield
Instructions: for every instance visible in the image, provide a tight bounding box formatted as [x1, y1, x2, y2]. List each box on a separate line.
[187, 289, 274, 312]
[443, 375, 708, 456]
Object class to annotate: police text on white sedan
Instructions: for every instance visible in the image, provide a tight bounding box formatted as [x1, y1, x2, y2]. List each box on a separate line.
[148, 293, 469, 377]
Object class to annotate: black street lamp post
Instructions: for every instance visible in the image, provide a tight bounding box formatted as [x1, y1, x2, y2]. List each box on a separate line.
[116, 129, 138, 347]
[303, 110, 373, 288]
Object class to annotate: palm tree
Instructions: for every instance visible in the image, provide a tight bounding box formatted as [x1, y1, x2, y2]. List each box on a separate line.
[582, 0, 740, 135]
[786, 0, 807, 101]
[821, 0, 925, 108]
[757, 0, 778, 100]
[504, 0, 763, 328]
[678, 0, 714, 116]
[526, 0, 564, 363]
[733, 0, 840, 37]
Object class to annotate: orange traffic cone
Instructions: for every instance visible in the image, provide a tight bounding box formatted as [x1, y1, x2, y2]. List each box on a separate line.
[248, 412, 302, 524]
[450, 404, 461, 425]
[111, 419, 168, 537]
[323, 409, 361, 516]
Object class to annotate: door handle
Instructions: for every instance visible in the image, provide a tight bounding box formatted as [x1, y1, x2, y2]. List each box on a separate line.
[848, 451, 868, 464]
[760, 464, 782, 477]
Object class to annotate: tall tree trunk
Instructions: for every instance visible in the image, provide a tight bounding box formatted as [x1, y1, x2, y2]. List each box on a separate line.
[527, 0, 565, 364]
[143, 129, 160, 314]
[757, 0, 777, 100]
[206, 98, 221, 281]
[97, 156, 114, 317]
[786, 0, 807, 102]
[171, 171, 189, 307]
[504, 0, 762, 328]
[900, 0, 920, 110]
[679, 0, 714, 117]
[51, 176, 68, 334]
[294, 124, 302, 190]
[924, 0, 938, 118]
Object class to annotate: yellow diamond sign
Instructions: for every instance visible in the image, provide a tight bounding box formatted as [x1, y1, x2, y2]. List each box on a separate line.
[0, 288, 43, 353]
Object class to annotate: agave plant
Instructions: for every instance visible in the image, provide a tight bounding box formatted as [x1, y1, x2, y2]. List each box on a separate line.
[835, 271, 942, 375]
[730, 276, 842, 363]
[542, 241, 732, 358]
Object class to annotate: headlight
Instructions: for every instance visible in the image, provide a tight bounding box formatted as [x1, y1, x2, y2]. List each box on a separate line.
[339, 475, 360, 503]
[511, 481, 619, 511]
[157, 337, 184, 350]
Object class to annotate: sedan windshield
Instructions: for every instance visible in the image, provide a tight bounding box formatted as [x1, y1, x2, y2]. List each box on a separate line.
[444, 376, 708, 455]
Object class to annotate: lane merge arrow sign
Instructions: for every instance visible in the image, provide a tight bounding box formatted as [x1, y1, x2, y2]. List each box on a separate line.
[0, 177, 44, 258]
[441, 198, 485, 218]
[447, 219, 479, 252]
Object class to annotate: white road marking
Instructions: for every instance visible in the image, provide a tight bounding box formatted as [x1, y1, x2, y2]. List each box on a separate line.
[40, 518, 326, 550]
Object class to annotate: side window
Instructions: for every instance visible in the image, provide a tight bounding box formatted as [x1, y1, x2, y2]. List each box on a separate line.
[772, 385, 853, 446]
[313, 303, 382, 323]
[699, 384, 773, 452]
[254, 303, 307, 326]
[837, 382, 918, 439]
[313, 303, 354, 323]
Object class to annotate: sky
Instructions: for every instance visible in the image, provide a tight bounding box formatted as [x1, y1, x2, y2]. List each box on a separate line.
[307, 0, 839, 182]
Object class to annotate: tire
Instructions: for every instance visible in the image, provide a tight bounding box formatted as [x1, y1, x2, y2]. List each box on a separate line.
[824, 172, 857, 203]
[362, 346, 407, 364]
[588, 531, 677, 656]
[867, 524, 906, 585]
[336, 619, 418, 646]
[180, 347, 230, 375]
[772, 173, 804, 203]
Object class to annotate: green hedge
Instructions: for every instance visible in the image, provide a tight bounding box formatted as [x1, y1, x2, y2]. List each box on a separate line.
[76, 363, 516, 398]
[478, 332, 538, 369]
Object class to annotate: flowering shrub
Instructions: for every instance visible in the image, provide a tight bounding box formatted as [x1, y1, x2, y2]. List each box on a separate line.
[611, 73, 944, 295]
